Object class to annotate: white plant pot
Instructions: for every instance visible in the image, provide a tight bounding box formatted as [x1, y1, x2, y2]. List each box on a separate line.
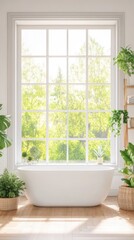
[97, 157, 103, 164]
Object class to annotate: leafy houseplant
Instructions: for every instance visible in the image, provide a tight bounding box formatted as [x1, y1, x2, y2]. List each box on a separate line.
[113, 46, 134, 77]
[109, 110, 129, 136]
[0, 104, 25, 210]
[0, 169, 25, 210]
[0, 169, 25, 198]
[0, 104, 11, 157]
[118, 142, 134, 210]
[93, 146, 104, 164]
[120, 142, 134, 188]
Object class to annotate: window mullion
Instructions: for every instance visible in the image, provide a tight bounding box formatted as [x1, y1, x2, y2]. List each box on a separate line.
[86, 28, 89, 163]
[46, 29, 49, 163]
[17, 26, 23, 165]
[66, 29, 69, 163]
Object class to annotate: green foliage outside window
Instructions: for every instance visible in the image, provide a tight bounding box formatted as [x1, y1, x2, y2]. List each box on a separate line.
[21, 34, 111, 163]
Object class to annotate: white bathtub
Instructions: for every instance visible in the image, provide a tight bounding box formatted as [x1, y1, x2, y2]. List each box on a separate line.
[18, 165, 114, 207]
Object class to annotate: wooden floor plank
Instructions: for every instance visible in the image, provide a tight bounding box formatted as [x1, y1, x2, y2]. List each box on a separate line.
[0, 196, 134, 240]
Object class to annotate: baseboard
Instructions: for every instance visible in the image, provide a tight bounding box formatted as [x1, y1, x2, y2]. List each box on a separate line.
[73, 236, 134, 240]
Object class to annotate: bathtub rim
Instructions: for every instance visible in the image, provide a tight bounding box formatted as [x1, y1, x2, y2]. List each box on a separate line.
[17, 164, 115, 172]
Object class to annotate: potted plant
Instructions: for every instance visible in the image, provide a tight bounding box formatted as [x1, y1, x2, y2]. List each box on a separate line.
[113, 46, 134, 84]
[118, 142, 134, 210]
[0, 169, 25, 210]
[93, 145, 104, 164]
[109, 109, 129, 136]
[0, 104, 25, 210]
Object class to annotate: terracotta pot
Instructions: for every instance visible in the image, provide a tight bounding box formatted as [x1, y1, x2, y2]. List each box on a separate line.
[0, 197, 19, 211]
[118, 185, 134, 211]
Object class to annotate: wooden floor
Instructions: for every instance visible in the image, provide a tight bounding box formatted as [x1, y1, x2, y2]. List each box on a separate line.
[0, 196, 134, 240]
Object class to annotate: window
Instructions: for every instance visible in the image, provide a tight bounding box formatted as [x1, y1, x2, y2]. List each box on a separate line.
[8, 13, 124, 166]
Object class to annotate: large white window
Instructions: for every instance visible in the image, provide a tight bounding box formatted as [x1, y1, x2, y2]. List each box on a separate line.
[7, 13, 124, 166]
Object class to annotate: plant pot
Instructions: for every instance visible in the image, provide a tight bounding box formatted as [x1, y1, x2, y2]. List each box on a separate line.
[127, 75, 134, 85]
[0, 197, 19, 211]
[97, 157, 103, 164]
[118, 185, 134, 211]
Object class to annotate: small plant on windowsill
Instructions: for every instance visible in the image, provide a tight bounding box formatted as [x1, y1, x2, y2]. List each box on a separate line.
[109, 109, 129, 136]
[118, 142, 134, 210]
[93, 146, 104, 165]
[22, 147, 41, 163]
[22, 151, 33, 163]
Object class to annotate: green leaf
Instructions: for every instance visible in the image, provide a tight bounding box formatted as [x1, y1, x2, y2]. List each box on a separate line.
[130, 178, 134, 187]
[0, 132, 11, 150]
[120, 149, 133, 165]
[0, 105, 11, 157]
[120, 167, 133, 175]
[0, 115, 11, 131]
[128, 142, 134, 153]
[121, 178, 131, 187]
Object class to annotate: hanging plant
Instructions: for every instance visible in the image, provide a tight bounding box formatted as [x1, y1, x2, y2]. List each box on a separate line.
[109, 110, 129, 136]
[113, 46, 134, 76]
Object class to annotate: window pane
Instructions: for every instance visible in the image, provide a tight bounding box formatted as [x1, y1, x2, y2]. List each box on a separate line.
[88, 85, 111, 110]
[49, 141, 67, 161]
[88, 57, 111, 83]
[49, 29, 67, 56]
[22, 112, 46, 138]
[22, 29, 46, 56]
[68, 29, 86, 56]
[22, 85, 46, 110]
[19, 25, 114, 165]
[69, 140, 86, 161]
[49, 112, 67, 138]
[22, 140, 46, 161]
[49, 58, 66, 83]
[68, 57, 86, 83]
[88, 29, 111, 56]
[88, 140, 110, 162]
[88, 112, 111, 138]
[68, 85, 86, 110]
[49, 85, 66, 110]
[69, 112, 86, 138]
[22, 58, 46, 83]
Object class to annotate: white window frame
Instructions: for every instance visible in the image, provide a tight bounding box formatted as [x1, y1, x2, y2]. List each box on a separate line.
[7, 12, 125, 170]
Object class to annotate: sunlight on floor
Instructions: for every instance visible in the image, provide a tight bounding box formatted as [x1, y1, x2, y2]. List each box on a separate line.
[0, 217, 89, 234]
[0, 197, 134, 240]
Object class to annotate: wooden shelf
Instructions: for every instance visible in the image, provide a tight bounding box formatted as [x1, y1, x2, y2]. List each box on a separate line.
[124, 79, 134, 147]
[126, 85, 134, 88]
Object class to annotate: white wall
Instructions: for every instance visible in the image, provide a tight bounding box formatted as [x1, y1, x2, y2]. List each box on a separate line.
[0, 0, 134, 194]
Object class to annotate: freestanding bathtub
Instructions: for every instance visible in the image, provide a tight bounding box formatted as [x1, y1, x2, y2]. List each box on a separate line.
[17, 165, 114, 207]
